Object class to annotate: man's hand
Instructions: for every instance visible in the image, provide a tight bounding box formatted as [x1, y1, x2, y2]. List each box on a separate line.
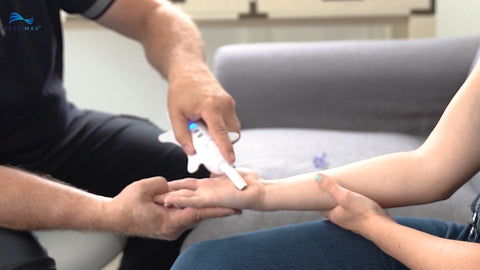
[96, 0, 241, 163]
[158, 169, 265, 211]
[105, 176, 239, 240]
[167, 65, 240, 163]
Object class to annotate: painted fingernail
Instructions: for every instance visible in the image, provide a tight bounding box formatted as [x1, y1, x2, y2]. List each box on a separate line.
[315, 174, 323, 182]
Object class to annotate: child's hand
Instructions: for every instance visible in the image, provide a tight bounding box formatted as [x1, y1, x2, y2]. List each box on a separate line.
[156, 168, 266, 210]
[316, 174, 392, 234]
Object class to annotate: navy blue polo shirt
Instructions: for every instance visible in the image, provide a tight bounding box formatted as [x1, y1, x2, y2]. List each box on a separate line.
[0, 0, 113, 160]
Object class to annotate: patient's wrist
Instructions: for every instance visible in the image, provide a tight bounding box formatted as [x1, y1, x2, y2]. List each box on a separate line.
[252, 180, 273, 211]
[359, 213, 395, 240]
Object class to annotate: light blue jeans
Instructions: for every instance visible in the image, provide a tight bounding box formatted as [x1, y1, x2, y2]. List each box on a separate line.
[172, 217, 470, 270]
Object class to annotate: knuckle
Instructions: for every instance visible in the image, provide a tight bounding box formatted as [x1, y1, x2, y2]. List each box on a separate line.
[160, 227, 176, 241]
[221, 94, 236, 109]
[152, 176, 167, 183]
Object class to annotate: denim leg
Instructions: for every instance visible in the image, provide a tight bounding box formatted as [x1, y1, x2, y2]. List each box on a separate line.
[173, 217, 468, 270]
[172, 219, 406, 270]
[394, 217, 468, 241]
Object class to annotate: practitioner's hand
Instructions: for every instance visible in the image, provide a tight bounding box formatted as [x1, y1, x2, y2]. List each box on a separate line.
[167, 65, 241, 163]
[157, 169, 266, 210]
[315, 174, 392, 234]
[106, 176, 239, 240]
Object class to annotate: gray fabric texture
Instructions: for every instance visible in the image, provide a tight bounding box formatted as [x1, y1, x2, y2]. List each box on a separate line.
[182, 128, 423, 250]
[183, 128, 480, 250]
[215, 36, 480, 137]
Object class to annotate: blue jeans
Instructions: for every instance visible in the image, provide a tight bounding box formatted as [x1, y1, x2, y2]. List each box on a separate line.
[172, 217, 470, 270]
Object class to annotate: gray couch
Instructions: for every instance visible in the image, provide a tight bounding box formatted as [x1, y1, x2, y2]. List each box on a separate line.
[36, 36, 480, 269]
[181, 35, 480, 250]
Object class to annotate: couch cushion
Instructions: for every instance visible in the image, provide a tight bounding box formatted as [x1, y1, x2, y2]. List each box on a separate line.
[182, 128, 421, 250]
[233, 128, 422, 178]
[215, 37, 480, 137]
[235, 128, 480, 222]
[182, 128, 480, 251]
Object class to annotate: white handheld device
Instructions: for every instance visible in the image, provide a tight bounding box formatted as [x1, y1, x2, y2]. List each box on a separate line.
[158, 121, 247, 190]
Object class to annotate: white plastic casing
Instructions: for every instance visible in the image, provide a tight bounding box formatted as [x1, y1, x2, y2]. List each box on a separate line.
[158, 122, 247, 190]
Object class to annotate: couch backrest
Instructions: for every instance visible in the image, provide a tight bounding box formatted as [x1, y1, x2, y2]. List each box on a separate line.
[214, 36, 480, 137]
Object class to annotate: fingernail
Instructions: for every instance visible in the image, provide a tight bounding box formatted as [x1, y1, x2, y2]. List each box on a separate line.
[315, 174, 323, 182]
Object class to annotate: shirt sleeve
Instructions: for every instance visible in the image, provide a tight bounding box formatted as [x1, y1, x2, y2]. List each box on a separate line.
[61, 0, 115, 19]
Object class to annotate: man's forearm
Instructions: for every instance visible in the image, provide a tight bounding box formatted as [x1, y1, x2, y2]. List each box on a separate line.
[97, 0, 206, 79]
[0, 165, 111, 231]
[143, 2, 206, 80]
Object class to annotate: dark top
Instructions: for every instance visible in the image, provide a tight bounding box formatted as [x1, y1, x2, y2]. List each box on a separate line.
[0, 0, 113, 161]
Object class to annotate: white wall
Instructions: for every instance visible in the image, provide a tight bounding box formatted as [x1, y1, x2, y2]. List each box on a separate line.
[63, 18, 403, 129]
[436, 0, 480, 38]
[63, 23, 171, 129]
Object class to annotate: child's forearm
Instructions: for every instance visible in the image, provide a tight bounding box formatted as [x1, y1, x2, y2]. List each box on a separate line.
[260, 172, 336, 211]
[259, 149, 442, 211]
[361, 214, 480, 270]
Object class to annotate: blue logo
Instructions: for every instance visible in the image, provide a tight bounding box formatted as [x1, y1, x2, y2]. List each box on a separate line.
[3, 12, 41, 32]
[9, 12, 34, 25]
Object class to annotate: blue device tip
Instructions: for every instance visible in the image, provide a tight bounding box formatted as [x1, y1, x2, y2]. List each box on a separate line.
[188, 122, 197, 131]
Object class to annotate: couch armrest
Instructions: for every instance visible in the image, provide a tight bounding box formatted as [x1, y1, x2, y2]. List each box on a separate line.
[214, 36, 480, 136]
